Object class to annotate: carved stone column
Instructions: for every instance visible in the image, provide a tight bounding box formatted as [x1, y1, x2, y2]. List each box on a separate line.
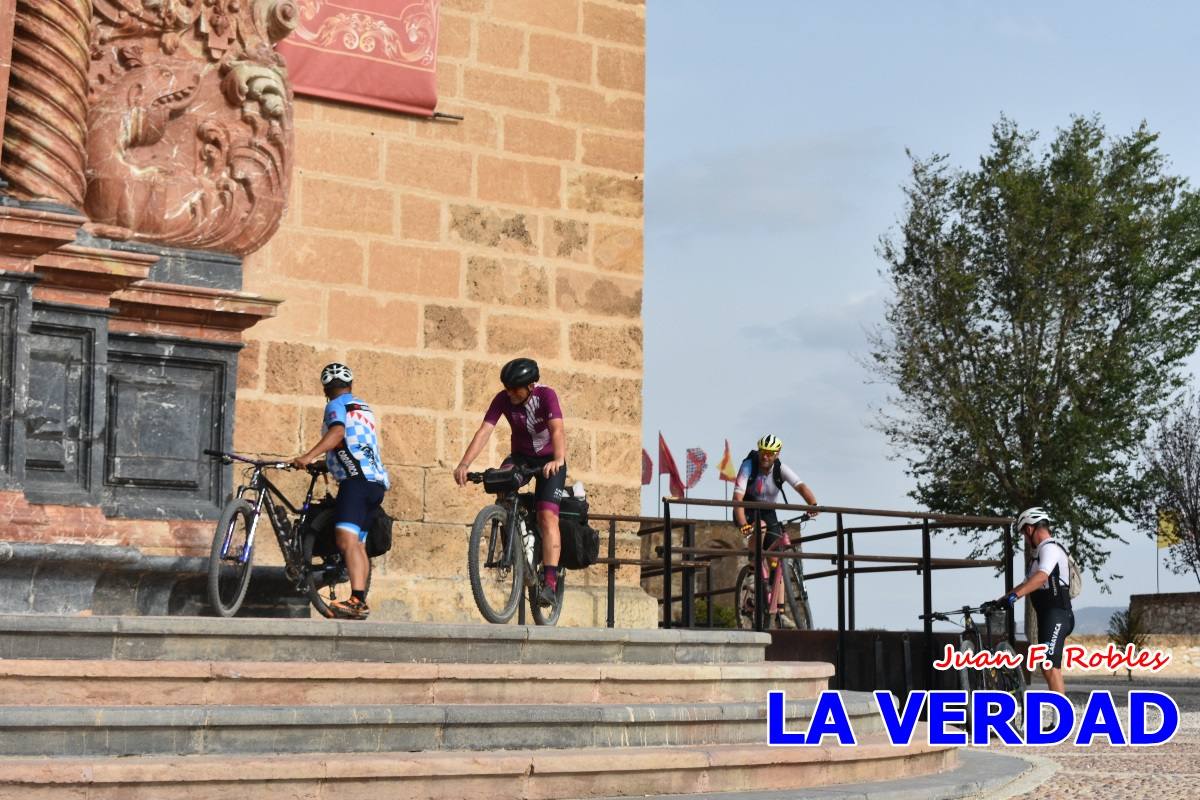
[0, 1, 92, 209]
[85, 0, 297, 255]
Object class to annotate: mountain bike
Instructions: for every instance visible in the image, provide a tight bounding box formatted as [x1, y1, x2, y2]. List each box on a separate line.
[204, 449, 369, 619]
[734, 513, 814, 630]
[465, 464, 564, 625]
[920, 603, 1027, 730]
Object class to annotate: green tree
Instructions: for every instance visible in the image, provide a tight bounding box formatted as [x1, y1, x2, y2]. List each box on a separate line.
[871, 116, 1200, 583]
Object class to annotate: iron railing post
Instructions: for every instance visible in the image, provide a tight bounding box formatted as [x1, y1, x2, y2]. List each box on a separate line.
[1003, 523, 1015, 643]
[682, 523, 695, 628]
[921, 517, 933, 690]
[662, 499, 673, 629]
[705, 564, 714, 627]
[753, 507, 764, 631]
[848, 529, 856, 631]
[607, 518, 617, 628]
[836, 512, 845, 689]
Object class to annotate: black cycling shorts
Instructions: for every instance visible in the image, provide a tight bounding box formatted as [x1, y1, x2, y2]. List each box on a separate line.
[1036, 607, 1075, 669]
[503, 453, 567, 514]
[746, 508, 785, 549]
[334, 478, 386, 542]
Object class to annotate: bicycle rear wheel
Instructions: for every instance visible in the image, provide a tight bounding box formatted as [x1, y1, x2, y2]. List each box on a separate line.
[207, 500, 256, 617]
[302, 528, 372, 619]
[468, 504, 523, 624]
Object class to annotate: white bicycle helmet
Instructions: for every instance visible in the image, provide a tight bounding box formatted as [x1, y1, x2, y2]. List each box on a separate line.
[320, 362, 353, 386]
[1015, 506, 1051, 531]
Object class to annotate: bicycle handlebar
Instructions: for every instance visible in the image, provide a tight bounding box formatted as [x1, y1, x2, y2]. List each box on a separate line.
[918, 602, 1003, 622]
[203, 449, 327, 475]
[465, 464, 539, 484]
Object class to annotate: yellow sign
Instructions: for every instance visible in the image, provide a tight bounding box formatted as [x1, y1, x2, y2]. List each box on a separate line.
[1157, 509, 1183, 549]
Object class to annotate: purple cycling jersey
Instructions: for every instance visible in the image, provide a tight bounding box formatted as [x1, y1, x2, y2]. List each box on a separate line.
[483, 385, 563, 458]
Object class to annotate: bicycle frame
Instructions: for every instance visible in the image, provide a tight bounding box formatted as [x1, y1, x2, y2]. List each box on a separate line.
[219, 460, 324, 574]
[746, 511, 812, 630]
[485, 490, 540, 582]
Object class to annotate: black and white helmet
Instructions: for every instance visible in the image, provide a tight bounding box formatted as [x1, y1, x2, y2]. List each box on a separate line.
[1015, 506, 1051, 531]
[320, 362, 353, 386]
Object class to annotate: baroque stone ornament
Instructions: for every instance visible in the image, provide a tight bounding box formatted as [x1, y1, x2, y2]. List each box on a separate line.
[1, 1, 93, 210]
[85, 0, 298, 255]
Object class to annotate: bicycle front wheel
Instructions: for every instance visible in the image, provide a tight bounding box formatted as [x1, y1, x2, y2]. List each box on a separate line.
[468, 504, 523, 624]
[208, 499, 256, 617]
[784, 562, 812, 630]
[990, 641, 1028, 730]
[529, 568, 565, 626]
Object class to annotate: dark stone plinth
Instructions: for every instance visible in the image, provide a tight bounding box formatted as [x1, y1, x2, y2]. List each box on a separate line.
[0, 541, 308, 618]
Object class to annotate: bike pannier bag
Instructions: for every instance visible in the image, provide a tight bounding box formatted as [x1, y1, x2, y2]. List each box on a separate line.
[559, 493, 589, 527]
[558, 518, 600, 570]
[483, 467, 522, 494]
[365, 509, 394, 558]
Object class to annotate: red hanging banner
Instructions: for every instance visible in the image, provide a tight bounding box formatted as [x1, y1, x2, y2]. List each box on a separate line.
[277, 0, 440, 117]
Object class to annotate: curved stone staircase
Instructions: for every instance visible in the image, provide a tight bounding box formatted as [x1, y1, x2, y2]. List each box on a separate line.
[0, 615, 956, 798]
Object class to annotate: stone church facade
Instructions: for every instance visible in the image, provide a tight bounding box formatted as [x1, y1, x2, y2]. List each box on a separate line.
[0, 0, 654, 626]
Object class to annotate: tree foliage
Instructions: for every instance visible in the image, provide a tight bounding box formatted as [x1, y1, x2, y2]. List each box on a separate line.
[1136, 392, 1200, 585]
[872, 116, 1200, 582]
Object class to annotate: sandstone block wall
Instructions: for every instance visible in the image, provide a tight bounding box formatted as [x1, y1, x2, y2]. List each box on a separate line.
[237, 0, 653, 626]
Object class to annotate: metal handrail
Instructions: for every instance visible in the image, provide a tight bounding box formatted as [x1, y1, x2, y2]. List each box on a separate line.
[654, 496, 1016, 690]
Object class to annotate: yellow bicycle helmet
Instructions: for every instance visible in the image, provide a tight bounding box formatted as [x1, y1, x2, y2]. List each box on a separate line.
[757, 434, 783, 453]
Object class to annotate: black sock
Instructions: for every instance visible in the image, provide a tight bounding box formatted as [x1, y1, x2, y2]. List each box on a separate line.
[352, 590, 367, 603]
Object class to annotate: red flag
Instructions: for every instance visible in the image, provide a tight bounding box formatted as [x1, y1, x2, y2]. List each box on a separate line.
[658, 432, 686, 498]
[717, 439, 737, 482]
[641, 448, 653, 486]
[686, 448, 708, 489]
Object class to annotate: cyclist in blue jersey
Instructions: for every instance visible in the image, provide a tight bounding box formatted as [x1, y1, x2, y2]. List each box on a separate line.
[292, 363, 389, 619]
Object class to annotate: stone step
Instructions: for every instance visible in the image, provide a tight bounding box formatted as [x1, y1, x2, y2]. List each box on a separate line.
[0, 733, 955, 799]
[0, 614, 767, 665]
[0, 695, 881, 757]
[0, 659, 833, 706]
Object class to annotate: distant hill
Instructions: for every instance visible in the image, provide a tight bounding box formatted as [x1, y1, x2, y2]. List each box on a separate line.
[1016, 606, 1123, 637]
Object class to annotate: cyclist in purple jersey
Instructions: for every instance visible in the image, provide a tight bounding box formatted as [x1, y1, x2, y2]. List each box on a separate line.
[454, 358, 567, 607]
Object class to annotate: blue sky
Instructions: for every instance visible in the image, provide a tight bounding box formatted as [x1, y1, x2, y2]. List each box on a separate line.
[641, 1, 1200, 629]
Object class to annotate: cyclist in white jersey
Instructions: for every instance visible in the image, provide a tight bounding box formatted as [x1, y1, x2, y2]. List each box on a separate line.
[732, 434, 819, 614]
[996, 506, 1075, 693]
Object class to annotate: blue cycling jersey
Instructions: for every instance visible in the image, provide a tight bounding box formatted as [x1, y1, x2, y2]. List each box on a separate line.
[323, 393, 389, 488]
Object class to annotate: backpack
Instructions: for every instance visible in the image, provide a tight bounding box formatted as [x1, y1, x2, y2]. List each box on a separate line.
[741, 451, 788, 503]
[1046, 540, 1082, 599]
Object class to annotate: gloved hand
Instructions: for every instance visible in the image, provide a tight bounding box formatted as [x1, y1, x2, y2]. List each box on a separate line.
[998, 591, 1018, 607]
[740, 523, 754, 535]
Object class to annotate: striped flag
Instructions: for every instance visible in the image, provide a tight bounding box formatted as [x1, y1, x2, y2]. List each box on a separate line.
[717, 439, 737, 482]
[641, 448, 653, 486]
[686, 448, 708, 489]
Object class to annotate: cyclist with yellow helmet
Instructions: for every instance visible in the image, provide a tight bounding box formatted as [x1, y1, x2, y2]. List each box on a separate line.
[733, 434, 819, 613]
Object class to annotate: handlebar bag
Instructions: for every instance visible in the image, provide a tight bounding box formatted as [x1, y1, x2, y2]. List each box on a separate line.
[483, 467, 523, 494]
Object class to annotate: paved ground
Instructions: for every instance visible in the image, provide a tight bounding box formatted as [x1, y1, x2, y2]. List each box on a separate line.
[1000, 675, 1200, 800]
